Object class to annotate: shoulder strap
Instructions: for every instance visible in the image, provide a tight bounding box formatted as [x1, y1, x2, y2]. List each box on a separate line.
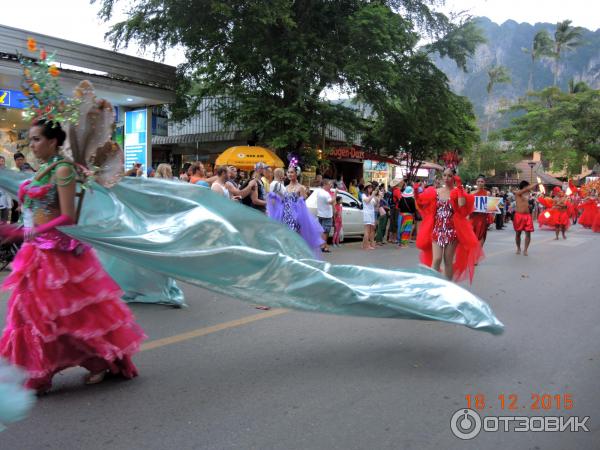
[34, 159, 77, 182]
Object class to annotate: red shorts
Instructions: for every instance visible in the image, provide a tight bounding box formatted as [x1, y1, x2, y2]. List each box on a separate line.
[513, 212, 534, 232]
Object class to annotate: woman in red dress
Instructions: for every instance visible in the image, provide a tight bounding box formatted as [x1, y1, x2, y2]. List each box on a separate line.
[0, 120, 145, 394]
[470, 175, 491, 248]
[578, 190, 598, 229]
[415, 168, 482, 282]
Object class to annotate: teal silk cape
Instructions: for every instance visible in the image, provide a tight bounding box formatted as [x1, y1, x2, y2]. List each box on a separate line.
[0, 171, 503, 334]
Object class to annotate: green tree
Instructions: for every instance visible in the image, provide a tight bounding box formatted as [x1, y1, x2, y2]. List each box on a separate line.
[521, 30, 553, 91]
[500, 86, 600, 176]
[363, 56, 480, 181]
[485, 65, 511, 141]
[552, 20, 584, 86]
[93, 0, 484, 163]
[460, 141, 521, 183]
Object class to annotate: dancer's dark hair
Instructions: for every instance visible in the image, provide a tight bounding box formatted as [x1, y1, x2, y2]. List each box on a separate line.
[32, 119, 66, 147]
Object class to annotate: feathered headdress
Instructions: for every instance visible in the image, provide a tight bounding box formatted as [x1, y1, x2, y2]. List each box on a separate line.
[63, 81, 124, 188]
[19, 38, 123, 188]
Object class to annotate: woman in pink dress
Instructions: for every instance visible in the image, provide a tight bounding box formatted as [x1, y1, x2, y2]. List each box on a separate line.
[0, 120, 146, 394]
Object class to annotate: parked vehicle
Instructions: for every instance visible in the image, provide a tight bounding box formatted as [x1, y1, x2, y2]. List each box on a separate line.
[305, 188, 364, 237]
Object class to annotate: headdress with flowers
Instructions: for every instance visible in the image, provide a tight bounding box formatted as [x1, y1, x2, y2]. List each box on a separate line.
[19, 38, 124, 189]
[19, 37, 80, 125]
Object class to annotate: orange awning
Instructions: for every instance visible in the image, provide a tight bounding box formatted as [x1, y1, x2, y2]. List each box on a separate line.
[215, 146, 285, 170]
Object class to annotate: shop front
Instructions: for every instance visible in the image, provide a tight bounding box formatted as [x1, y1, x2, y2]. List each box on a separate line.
[0, 89, 29, 168]
[325, 147, 365, 186]
[0, 25, 176, 173]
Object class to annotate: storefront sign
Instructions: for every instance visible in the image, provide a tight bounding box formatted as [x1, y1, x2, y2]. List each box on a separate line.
[329, 147, 365, 160]
[124, 109, 148, 172]
[474, 196, 501, 214]
[0, 89, 26, 109]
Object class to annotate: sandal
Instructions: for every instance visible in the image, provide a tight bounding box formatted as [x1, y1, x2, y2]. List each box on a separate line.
[85, 371, 107, 385]
[321, 248, 331, 253]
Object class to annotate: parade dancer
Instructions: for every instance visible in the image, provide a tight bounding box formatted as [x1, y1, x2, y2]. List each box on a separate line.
[0, 119, 145, 393]
[0, 46, 145, 393]
[513, 180, 539, 255]
[592, 202, 600, 233]
[470, 175, 491, 248]
[548, 187, 571, 240]
[415, 168, 482, 282]
[266, 165, 323, 253]
[578, 190, 598, 229]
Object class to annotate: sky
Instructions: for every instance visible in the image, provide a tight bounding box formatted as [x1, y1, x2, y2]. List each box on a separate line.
[1, 0, 598, 67]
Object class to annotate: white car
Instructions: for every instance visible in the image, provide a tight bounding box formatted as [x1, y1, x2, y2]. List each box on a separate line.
[306, 188, 364, 237]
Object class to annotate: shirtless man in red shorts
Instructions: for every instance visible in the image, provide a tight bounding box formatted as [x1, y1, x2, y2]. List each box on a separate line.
[513, 180, 540, 256]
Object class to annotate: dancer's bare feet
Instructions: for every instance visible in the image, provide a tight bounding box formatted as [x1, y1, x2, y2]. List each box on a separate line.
[516, 248, 521, 255]
[523, 250, 528, 256]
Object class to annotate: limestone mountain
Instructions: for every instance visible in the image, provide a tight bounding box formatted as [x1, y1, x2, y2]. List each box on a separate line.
[434, 17, 600, 130]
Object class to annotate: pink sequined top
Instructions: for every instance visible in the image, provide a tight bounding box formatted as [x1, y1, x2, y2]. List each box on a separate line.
[19, 160, 87, 253]
[432, 195, 457, 247]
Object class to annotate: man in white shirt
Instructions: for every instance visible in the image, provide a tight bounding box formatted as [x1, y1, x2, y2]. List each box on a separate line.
[316, 179, 334, 253]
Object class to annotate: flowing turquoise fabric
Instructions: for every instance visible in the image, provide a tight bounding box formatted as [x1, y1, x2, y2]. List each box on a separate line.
[0, 170, 184, 307]
[0, 359, 35, 431]
[0, 170, 503, 334]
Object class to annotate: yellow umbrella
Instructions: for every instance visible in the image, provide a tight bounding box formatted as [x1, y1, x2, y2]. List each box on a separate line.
[215, 146, 285, 170]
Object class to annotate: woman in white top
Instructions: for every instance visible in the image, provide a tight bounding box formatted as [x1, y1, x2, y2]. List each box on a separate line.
[361, 184, 379, 250]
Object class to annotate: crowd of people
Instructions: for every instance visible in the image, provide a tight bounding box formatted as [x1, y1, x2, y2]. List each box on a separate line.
[3, 134, 597, 405]
[120, 159, 600, 259]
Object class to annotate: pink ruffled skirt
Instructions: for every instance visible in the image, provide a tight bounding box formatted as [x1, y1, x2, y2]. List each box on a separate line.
[0, 242, 146, 391]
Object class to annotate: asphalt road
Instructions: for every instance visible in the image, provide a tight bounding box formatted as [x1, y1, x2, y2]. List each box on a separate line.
[1, 224, 599, 450]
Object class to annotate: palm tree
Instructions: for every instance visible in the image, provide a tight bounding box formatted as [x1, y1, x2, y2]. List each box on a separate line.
[552, 20, 584, 86]
[485, 65, 511, 140]
[522, 30, 553, 91]
[568, 78, 590, 94]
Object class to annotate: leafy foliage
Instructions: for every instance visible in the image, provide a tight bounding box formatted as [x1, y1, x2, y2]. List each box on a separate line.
[460, 141, 522, 183]
[500, 86, 600, 175]
[93, 0, 483, 166]
[363, 55, 480, 180]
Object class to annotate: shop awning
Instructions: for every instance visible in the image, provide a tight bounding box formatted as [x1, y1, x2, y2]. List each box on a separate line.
[215, 146, 285, 170]
[152, 131, 239, 145]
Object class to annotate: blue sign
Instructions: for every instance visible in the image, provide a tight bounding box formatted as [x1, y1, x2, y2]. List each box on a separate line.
[124, 109, 148, 173]
[0, 89, 26, 109]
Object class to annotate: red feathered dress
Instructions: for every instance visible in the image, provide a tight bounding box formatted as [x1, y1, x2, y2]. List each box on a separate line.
[470, 189, 490, 242]
[578, 198, 598, 229]
[416, 187, 483, 283]
[537, 197, 572, 230]
[592, 202, 600, 233]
